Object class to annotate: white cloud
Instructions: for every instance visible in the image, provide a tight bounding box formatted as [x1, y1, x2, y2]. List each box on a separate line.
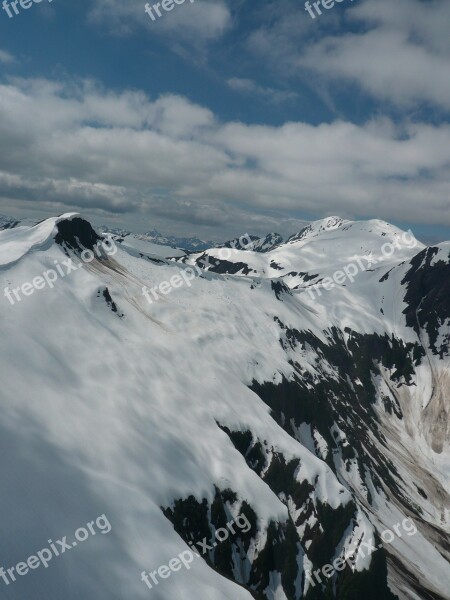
[156, 0, 231, 41]
[300, 3, 450, 110]
[0, 50, 15, 64]
[227, 78, 298, 104]
[0, 78, 449, 233]
[247, 0, 450, 112]
[88, 0, 231, 44]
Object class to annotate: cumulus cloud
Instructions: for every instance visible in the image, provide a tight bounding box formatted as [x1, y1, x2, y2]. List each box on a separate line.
[0, 77, 449, 236]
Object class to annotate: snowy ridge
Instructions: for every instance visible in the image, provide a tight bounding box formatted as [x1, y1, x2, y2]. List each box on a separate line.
[175, 218, 426, 290]
[0, 212, 79, 267]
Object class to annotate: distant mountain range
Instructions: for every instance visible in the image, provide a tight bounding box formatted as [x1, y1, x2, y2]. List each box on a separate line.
[97, 225, 216, 252]
[98, 225, 288, 254]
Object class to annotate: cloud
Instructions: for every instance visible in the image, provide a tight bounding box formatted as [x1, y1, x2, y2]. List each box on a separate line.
[245, 0, 450, 112]
[87, 0, 231, 44]
[0, 50, 15, 64]
[227, 78, 298, 104]
[155, 0, 231, 42]
[299, 0, 450, 110]
[0, 77, 449, 237]
[0, 172, 135, 213]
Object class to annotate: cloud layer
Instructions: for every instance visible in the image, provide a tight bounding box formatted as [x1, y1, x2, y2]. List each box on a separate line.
[1, 77, 449, 235]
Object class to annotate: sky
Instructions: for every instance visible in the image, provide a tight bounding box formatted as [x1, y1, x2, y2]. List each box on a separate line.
[0, 0, 449, 243]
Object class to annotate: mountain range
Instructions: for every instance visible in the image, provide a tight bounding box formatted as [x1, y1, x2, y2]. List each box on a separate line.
[0, 213, 448, 600]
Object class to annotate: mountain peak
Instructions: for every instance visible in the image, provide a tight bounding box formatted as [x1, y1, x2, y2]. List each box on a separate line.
[287, 216, 347, 243]
[54, 216, 101, 251]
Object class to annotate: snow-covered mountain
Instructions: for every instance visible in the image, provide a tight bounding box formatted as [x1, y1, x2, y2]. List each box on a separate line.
[217, 232, 284, 253]
[0, 214, 448, 600]
[0, 214, 19, 230]
[0, 214, 38, 230]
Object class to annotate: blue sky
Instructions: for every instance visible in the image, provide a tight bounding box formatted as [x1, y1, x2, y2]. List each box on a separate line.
[0, 0, 449, 243]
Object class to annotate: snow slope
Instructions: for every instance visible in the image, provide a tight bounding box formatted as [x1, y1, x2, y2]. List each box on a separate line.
[0, 215, 448, 600]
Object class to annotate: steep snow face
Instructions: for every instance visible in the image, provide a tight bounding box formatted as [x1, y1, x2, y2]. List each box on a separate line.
[216, 233, 283, 253]
[0, 215, 448, 600]
[247, 233, 284, 253]
[287, 216, 348, 243]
